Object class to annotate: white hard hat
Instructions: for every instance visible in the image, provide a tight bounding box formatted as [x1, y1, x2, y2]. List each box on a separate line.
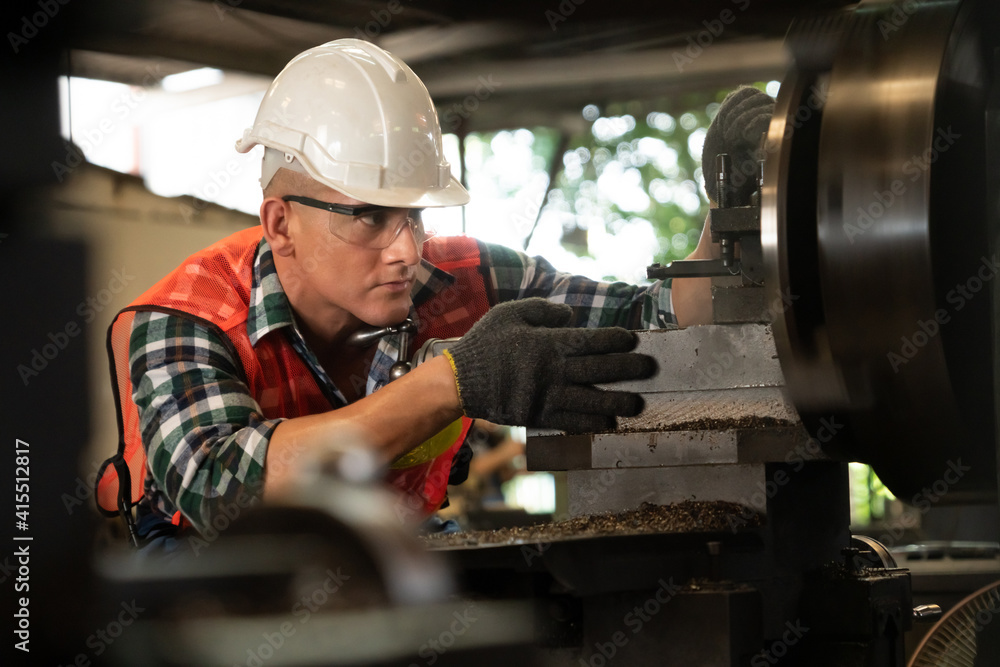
[236, 39, 469, 208]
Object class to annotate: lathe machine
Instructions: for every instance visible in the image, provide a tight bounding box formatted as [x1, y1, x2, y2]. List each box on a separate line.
[96, 1, 1000, 665]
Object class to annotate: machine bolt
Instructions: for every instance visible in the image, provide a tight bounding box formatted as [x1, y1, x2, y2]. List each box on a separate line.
[913, 604, 942, 622]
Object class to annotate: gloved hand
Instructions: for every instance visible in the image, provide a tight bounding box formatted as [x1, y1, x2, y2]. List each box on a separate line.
[442, 298, 656, 433]
[702, 86, 775, 206]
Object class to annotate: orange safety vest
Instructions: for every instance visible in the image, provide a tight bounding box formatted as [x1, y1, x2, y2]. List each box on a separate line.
[95, 226, 494, 541]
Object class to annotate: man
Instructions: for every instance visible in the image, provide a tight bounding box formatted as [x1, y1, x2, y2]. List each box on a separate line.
[96, 39, 772, 549]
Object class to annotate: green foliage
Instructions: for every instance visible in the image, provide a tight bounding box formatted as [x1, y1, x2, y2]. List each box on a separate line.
[456, 83, 774, 280]
[555, 95, 715, 264]
[849, 462, 896, 527]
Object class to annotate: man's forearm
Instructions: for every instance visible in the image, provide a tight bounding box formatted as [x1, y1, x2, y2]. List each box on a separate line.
[671, 215, 717, 327]
[264, 355, 463, 495]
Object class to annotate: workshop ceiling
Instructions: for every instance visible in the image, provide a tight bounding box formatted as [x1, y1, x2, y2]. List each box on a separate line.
[64, 0, 847, 132]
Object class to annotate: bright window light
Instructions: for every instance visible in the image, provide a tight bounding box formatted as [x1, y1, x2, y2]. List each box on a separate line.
[162, 67, 224, 93]
[502, 472, 556, 514]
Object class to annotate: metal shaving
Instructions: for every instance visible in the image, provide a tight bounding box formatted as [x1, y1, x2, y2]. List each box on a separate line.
[616, 388, 799, 434]
[422, 500, 762, 549]
[636, 415, 794, 433]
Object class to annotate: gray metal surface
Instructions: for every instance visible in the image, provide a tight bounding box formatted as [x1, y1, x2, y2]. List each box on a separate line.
[590, 430, 738, 468]
[578, 587, 762, 667]
[527, 325, 813, 472]
[619, 386, 797, 432]
[567, 464, 769, 516]
[613, 324, 785, 393]
[528, 424, 827, 471]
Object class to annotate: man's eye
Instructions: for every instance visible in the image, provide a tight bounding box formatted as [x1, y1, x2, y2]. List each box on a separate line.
[356, 211, 389, 227]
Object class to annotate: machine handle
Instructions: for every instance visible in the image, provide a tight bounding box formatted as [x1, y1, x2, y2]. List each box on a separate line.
[912, 605, 942, 622]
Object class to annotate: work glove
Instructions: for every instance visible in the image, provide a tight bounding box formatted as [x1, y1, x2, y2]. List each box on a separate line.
[442, 298, 656, 433]
[702, 85, 775, 206]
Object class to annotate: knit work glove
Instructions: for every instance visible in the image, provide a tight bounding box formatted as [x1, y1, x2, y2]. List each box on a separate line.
[442, 298, 656, 433]
[702, 86, 775, 206]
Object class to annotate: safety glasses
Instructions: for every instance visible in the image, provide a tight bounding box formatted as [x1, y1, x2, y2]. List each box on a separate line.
[283, 195, 431, 249]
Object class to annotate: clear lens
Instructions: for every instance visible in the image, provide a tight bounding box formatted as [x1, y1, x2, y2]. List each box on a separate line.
[328, 208, 427, 248]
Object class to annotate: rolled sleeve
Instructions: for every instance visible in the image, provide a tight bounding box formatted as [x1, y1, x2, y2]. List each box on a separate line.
[130, 310, 284, 534]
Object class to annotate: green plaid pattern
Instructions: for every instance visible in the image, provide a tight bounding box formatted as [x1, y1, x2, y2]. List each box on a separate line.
[130, 237, 675, 534]
[484, 244, 676, 329]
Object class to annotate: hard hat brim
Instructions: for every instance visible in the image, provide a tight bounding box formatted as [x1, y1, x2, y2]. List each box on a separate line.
[328, 174, 471, 208]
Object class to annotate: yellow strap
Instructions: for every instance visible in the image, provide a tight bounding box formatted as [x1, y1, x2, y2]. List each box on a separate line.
[390, 418, 465, 469]
[441, 348, 462, 403]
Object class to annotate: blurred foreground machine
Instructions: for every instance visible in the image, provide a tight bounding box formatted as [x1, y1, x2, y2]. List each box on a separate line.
[100, 1, 1000, 666]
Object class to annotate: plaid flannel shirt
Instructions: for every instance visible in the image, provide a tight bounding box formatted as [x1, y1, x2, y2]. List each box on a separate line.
[128, 237, 676, 533]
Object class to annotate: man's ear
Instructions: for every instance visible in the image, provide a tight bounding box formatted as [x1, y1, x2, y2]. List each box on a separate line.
[260, 197, 294, 256]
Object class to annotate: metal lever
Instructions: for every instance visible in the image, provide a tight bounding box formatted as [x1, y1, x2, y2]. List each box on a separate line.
[346, 320, 415, 348]
[644, 151, 759, 280]
[390, 324, 414, 381]
[912, 605, 942, 622]
[647, 259, 740, 279]
[345, 319, 416, 382]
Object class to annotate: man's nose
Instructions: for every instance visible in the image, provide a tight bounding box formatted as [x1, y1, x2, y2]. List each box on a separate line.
[383, 218, 421, 264]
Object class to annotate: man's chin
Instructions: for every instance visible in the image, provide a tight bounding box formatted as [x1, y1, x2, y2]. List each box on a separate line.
[360, 303, 413, 328]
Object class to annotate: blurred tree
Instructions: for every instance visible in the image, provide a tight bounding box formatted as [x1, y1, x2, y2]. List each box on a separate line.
[451, 84, 774, 279]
